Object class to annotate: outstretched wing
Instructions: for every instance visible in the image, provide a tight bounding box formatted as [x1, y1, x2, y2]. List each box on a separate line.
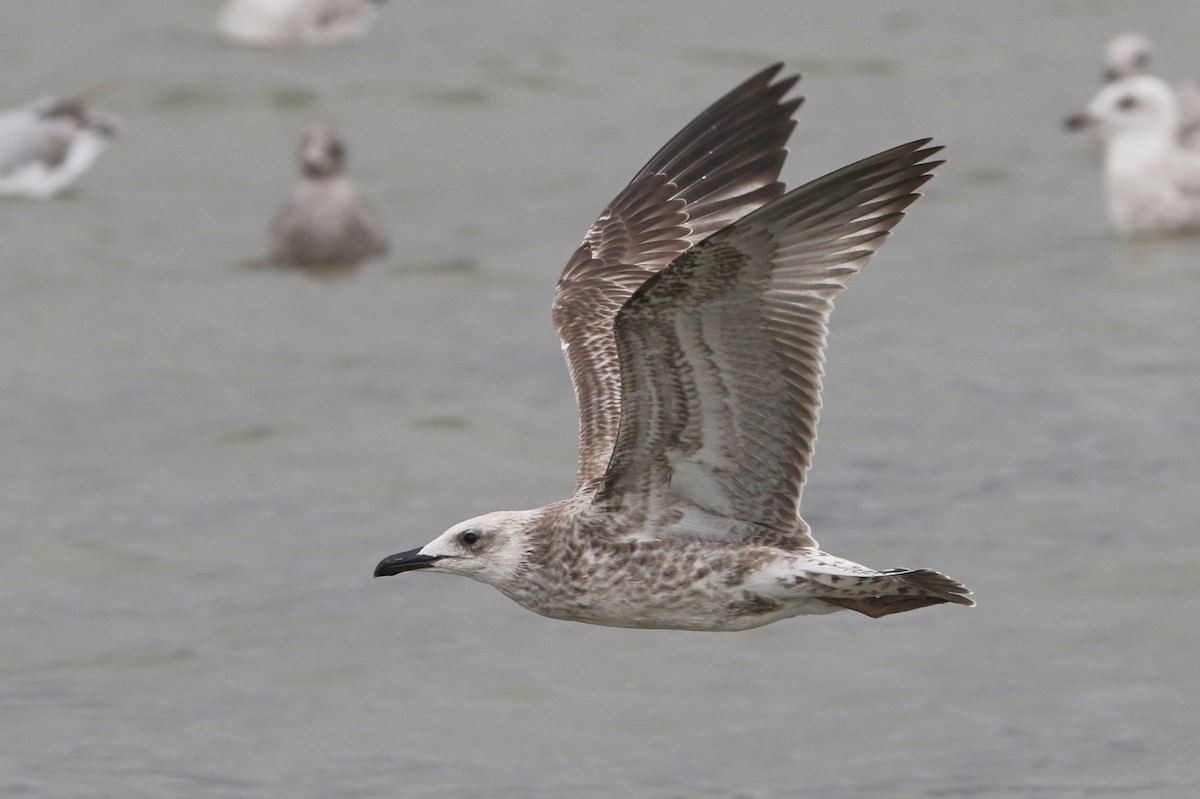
[591, 140, 943, 550]
[553, 64, 803, 493]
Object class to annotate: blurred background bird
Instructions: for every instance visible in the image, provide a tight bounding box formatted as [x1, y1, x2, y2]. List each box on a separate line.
[0, 92, 118, 200]
[1067, 73, 1200, 235]
[1095, 32, 1200, 146]
[269, 124, 388, 266]
[217, 0, 385, 47]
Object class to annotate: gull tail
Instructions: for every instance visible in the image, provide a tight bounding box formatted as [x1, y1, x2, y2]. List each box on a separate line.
[823, 568, 974, 619]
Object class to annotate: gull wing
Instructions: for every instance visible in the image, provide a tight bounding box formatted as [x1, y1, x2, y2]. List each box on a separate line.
[553, 64, 802, 493]
[591, 140, 943, 550]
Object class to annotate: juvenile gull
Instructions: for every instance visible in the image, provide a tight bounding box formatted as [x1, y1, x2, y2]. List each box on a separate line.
[375, 64, 973, 631]
[270, 125, 388, 265]
[217, 0, 383, 48]
[0, 94, 118, 199]
[1068, 74, 1200, 236]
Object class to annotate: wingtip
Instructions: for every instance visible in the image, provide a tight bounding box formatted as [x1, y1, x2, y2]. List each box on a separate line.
[899, 137, 944, 159]
[743, 62, 802, 101]
[755, 61, 789, 82]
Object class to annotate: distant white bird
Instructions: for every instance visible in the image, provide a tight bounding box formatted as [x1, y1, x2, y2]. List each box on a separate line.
[1069, 74, 1200, 235]
[374, 65, 972, 631]
[0, 95, 118, 200]
[217, 0, 384, 47]
[270, 125, 388, 265]
[1103, 32, 1155, 81]
[1093, 32, 1200, 147]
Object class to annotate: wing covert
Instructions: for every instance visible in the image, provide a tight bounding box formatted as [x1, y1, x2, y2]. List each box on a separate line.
[592, 140, 944, 550]
[553, 64, 803, 492]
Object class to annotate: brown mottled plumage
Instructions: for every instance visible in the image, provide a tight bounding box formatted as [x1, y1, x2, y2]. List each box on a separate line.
[554, 66, 799, 491]
[375, 64, 973, 631]
[269, 125, 388, 265]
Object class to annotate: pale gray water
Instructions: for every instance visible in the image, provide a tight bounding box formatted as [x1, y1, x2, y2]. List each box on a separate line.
[3, 2, 1200, 797]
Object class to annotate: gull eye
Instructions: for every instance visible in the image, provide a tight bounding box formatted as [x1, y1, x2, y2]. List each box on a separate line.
[460, 531, 481, 546]
[1117, 95, 1138, 111]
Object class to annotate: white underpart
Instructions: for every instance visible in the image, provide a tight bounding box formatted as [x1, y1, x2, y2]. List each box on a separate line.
[0, 129, 110, 199]
[1085, 75, 1200, 234]
[218, 0, 379, 47]
[0, 100, 115, 199]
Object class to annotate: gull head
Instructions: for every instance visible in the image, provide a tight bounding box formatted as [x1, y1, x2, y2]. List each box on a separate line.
[299, 125, 346, 179]
[374, 510, 537, 588]
[1067, 74, 1178, 141]
[1104, 32, 1153, 82]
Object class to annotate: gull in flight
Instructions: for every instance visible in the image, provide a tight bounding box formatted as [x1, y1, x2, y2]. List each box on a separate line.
[375, 64, 973, 631]
[0, 94, 118, 200]
[269, 125, 388, 265]
[1068, 74, 1200, 235]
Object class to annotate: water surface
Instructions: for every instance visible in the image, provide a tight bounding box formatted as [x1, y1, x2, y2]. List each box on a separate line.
[2, 2, 1199, 797]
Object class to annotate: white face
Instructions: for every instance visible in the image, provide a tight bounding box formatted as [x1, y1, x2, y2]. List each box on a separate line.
[1086, 75, 1177, 138]
[412, 510, 536, 587]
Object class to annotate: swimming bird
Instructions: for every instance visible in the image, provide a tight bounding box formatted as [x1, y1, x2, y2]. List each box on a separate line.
[269, 125, 388, 265]
[1068, 74, 1200, 235]
[1071, 33, 1200, 148]
[217, 0, 383, 48]
[375, 65, 972, 631]
[0, 95, 118, 199]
